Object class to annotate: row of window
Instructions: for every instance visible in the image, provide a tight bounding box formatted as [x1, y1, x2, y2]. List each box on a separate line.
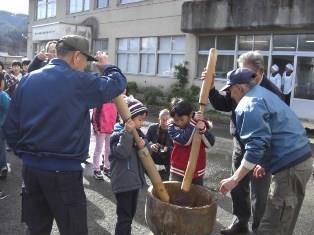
[93, 33, 314, 82]
[33, 32, 314, 100]
[198, 33, 314, 78]
[93, 34, 314, 101]
[197, 34, 314, 101]
[37, 0, 142, 19]
[117, 36, 185, 76]
[33, 35, 185, 77]
[199, 34, 314, 52]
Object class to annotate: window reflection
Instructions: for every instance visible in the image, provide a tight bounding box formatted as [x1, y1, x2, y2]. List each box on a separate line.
[197, 54, 234, 78]
[239, 35, 253, 51]
[199, 36, 215, 51]
[295, 57, 314, 100]
[298, 34, 314, 51]
[273, 34, 297, 51]
[253, 35, 270, 51]
[217, 36, 235, 50]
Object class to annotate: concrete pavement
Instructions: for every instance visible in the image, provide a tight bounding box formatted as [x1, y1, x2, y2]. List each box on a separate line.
[0, 122, 313, 235]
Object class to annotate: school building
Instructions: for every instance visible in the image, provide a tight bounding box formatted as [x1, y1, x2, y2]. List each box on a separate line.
[27, 0, 314, 121]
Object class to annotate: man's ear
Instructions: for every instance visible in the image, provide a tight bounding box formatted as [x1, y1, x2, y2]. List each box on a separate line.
[74, 51, 81, 62]
[71, 51, 81, 67]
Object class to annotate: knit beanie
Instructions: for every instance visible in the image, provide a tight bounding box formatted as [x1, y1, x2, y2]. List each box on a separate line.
[124, 96, 148, 118]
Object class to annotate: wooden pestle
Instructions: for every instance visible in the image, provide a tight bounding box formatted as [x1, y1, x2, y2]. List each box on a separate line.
[181, 48, 218, 192]
[114, 95, 170, 203]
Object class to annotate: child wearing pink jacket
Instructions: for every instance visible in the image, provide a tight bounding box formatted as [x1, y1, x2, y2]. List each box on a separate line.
[92, 102, 117, 180]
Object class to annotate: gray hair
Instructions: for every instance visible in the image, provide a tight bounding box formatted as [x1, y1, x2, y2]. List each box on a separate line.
[159, 109, 170, 118]
[240, 80, 257, 92]
[237, 51, 264, 73]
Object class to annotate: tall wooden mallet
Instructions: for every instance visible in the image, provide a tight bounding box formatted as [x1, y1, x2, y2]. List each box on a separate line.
[114, 95, 170, 202]
[181, 48, 218, 192]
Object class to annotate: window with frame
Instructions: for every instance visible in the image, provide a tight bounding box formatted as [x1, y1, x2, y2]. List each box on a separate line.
[273, 34, 297, 51]
[298, 34, 314, 51]
[37, 0, 56, 20]
[295, 57, 314, 100]
[117, 36, 185, 76]
[120, 0, 143, 5]
[70, 0, 90, 14]
[92, 39, 108, 54]
[157, 36, 185, 76]
[97, 0, 109, 8]
[117, 38, 140, 74]
[140, 37, 157, 74]
[198, 35, 235, 78]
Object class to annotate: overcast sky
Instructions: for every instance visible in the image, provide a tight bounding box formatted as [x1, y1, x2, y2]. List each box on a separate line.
[0, 0, 29, 15]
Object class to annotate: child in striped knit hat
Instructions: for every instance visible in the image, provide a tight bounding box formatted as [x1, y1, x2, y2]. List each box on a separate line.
[109, 96, 148, 235]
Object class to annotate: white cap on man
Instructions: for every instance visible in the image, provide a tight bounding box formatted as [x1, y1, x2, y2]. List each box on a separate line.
[286, 63, 294, 71]
[271, 64, 279, 72]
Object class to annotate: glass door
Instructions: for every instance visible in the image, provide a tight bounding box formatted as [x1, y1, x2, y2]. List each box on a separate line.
[290, 56, 314, 120]
[270, 55, 294, 92]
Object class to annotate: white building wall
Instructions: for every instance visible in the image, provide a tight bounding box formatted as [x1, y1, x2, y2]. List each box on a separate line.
[27, 0, 195, 91]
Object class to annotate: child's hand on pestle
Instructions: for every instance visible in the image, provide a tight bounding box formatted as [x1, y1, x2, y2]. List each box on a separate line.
[194, 111, 204, 122]
[196, 121, 206, 133]
[125, 119, 135, 133]
[137, 138, 145, 149]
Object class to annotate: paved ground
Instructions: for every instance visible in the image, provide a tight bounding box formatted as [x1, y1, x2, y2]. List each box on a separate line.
[0, 121, 313, 235]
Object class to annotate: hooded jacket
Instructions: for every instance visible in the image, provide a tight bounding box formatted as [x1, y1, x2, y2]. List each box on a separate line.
[92, 102, 117, 133]
[168, 119, 215, 178]
[109, 123, 146, 193]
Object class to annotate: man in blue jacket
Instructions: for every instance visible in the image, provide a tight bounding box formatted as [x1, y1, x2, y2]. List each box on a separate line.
[3, 34, 127, 235]
[206, 51, 283, 234]
[219, 68, 313, 235]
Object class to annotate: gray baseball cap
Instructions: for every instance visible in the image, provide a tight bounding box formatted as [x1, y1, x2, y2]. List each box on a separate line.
[220, 68, 256, 92]
[58, 35, 97, 61]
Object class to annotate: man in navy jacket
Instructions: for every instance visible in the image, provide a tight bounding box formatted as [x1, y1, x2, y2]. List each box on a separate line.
[3, 35, 127, 235]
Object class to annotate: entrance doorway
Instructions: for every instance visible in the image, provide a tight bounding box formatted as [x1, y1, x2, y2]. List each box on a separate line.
[271, 55, 294, 79]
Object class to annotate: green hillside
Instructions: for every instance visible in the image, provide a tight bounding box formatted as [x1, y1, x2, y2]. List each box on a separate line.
[0, 10, 28, 56]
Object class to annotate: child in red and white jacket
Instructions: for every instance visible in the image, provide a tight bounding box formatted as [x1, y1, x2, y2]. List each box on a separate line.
[92, 102, 117, 179]
[168, 97, 215, 185]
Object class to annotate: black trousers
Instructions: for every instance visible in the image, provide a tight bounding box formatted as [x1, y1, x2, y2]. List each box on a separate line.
[22, 165, 87, 235]
[284, 93, 291, 106]
[230, 138, 271, 231]
[114, 189, 139, 235]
